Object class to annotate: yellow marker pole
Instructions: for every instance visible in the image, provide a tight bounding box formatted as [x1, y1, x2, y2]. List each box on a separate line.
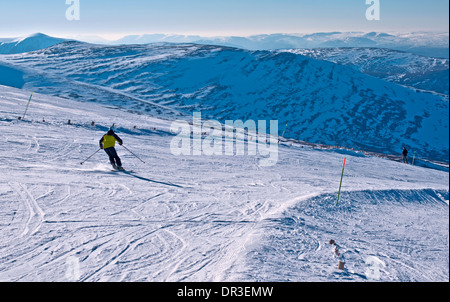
[22, 92, 33, 120]
[336, 157, 346, 206]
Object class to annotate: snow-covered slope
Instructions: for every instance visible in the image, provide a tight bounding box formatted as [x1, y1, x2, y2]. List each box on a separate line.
[282, 48, 449, 96]
[0, 85, 448, 282]
[1, 41, 448, 163]
[0, 63, 25, 89]
[0, 33, 69, 55]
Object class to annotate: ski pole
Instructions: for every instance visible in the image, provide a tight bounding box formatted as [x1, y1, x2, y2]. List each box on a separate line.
[80, 148, 101, 165]
[336, 157, 346, 206]
[121, 145, 146, 163]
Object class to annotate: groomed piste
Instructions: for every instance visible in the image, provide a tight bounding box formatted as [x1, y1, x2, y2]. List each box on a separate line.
[0, 85, 448, 281]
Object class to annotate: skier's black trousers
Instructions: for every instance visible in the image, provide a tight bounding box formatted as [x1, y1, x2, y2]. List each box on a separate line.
[104, 147, 122, 167]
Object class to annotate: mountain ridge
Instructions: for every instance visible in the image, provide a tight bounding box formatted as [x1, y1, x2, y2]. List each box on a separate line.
[280, 47, 449, 96]
[0, 33, 71, 55]
[109, 31, 450, 58]
[2, 31, 448, 58]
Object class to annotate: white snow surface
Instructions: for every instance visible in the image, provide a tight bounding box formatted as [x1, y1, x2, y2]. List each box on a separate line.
[0, 85, 448, 282]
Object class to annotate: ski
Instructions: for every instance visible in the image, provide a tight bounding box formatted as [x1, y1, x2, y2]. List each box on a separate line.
[112, 168, 134, 173]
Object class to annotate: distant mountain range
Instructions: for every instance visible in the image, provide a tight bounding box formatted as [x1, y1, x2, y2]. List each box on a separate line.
[2, 31, 448, 58]
[1, 41, 447, 161]
[108, 32, 449, 58]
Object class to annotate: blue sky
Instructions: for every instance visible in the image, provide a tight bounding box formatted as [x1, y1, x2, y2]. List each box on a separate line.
[0, 0, 448, 39]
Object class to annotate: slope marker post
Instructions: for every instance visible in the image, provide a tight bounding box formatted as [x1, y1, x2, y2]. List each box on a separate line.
[336, 157, 346, 206]
[20, 92, 33, 120]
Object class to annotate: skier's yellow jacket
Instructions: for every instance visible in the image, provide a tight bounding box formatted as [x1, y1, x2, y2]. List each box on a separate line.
[99, 130, 123, 149]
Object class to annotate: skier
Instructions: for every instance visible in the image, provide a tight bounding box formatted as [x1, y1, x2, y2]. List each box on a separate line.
[100, 129, 123, 170]
[402, 147, 408, 164]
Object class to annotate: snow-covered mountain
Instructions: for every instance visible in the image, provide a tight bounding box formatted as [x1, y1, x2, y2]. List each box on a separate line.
[281, 48, 449, 96]
[0, 32, 448, 283]
[0, 33, 70, 55]
[111, 32, 450, 58]
[0, 84, 448, 282]
[0, 41, 448, 163]
[3, 32, 448, 58]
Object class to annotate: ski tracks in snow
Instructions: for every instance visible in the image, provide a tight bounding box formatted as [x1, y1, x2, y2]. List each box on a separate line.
[8, 182, 45, 237]
[245, 189, 449, 282]
[1, 87, 448, 282]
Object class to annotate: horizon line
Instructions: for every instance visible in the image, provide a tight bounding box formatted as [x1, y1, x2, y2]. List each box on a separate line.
[2, 30, 449, 41]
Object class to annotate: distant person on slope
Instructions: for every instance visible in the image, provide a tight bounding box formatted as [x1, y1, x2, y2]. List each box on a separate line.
[100, 129, 123, 170]
[402, 147, 408, 164]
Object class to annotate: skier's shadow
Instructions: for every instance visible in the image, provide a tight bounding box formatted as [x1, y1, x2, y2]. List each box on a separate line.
[122, 171, 183, 188]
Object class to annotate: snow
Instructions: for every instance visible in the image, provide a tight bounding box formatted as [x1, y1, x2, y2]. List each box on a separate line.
[0, 64, 25, 89]
[0, 85, 448, 282]
[281, 48, 449, 96]
[1, 42, 448, 163]
[0, 33, 69, 55]
[109, 32, 450, 58]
